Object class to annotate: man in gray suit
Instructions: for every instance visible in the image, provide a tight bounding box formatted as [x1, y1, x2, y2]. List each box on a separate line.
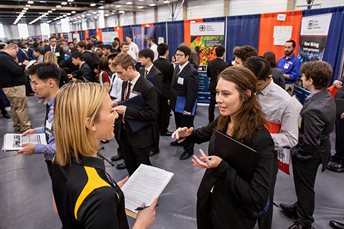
[280, 61, 336, 229]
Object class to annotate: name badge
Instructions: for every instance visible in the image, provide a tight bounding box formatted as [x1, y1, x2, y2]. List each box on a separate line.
[283, 63, 290, 69]
[177, 77, 184, 85]
[45, 120, 52, 131]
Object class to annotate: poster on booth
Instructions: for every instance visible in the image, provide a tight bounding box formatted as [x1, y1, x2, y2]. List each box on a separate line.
[132, 26, 155, 51]
[102, 31, 119, 45]
[190, 22, 225, 66]
[298, 13, 332, 64]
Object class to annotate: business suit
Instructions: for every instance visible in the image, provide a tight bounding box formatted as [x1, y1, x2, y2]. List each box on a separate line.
[44, 45, 65, 65]
[185, 119, 274, 229]
[207, 57, 230, 122]
[139, 66, 164, 154]
[120, 75, 158, 175]
[172, 62, 199, 156]
[292, 89, 335, 225]
[154, 57, 174, 134]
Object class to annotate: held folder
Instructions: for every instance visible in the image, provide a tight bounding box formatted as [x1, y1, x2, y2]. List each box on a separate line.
[174, 96, 197, 116]
[335, 98, 344, 116]
[118, 92, 151, 133]
[214, 130, 257, 182]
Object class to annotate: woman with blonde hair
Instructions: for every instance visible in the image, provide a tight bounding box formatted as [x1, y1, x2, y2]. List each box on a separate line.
[44, 51, 69, 87]
[52, 82, 157, 229]
[172, 67, 275, 228]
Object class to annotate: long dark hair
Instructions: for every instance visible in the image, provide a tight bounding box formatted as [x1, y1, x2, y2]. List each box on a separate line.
[216, 67, 266, 141]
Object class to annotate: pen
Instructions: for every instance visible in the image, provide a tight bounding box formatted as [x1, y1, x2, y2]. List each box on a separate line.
[135, 204, 159, 211]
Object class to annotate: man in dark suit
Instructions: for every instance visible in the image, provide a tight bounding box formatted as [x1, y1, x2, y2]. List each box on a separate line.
[70, 52, 94, 82]
[280, 61, 336, 229]
[138, 49, 164, 156]
[113, 53, 158, 175]
[207, 45, 230, 123]
[44, 36, 65, 66]
[171, 45, 199, 160]
[154, 43, 175, 136]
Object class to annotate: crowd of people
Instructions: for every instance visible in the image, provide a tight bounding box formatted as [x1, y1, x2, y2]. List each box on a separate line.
[0, 35, 343, 229]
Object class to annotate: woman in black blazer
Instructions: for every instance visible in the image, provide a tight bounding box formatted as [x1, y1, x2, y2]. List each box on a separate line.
[172, 67, 275, 229]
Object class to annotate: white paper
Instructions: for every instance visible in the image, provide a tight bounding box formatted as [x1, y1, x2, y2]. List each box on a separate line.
[273, 26, 293, 46]
[2, 133, 47, 151]
[121, 164, 174, 214]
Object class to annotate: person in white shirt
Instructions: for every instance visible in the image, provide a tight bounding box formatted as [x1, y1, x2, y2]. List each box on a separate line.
[244, 56, 298, 229]
[125, 35, 139, 61]
[147, 37, 158, 61]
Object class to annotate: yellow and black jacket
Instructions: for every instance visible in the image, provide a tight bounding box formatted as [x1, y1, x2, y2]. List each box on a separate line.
[52, 155, 129, 229]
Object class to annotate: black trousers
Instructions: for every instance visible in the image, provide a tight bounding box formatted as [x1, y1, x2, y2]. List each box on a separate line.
[292, 152, 322, 225]
[114, 119, 123, 157]
[151, 120, 160, 154]
[174, 112, 194, 153]
[208, 92, 216, 123]
[122, 131, 151, 175]
[0, 96, 7, 115]
[258, 153, 278, 229]
[334, 117, 344, 161]
[159, 97, 171, 134]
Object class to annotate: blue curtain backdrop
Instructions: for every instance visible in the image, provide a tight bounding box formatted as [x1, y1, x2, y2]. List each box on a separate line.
[154, 22, 167, 43]
[79, 31, 85, 41]
[167, 20, 184, 60]
[123, 25, 132, 40]
[88, 29, 96, 37]
[226, 14, 260, 62]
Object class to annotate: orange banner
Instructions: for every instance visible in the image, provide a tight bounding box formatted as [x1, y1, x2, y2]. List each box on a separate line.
[184, 19, 203, 46]
[258, 11, 302, 60]
[114, 26, 123, 42]
[84, 30, 89, 43]
[96, 28, 103, 42]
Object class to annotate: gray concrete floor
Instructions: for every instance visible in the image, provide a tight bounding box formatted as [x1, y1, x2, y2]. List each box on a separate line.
[0, 96, 343, 229]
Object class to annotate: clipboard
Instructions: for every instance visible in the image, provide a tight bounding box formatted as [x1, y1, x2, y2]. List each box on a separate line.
[335, 98, 344, 116]
[118, 92, 151, 133]
[214, 130, 257, 182]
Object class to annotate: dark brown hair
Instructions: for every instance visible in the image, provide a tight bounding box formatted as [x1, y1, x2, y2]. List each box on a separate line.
[263, 51, 276, 68]
[233, 45, 257, 63]
[301, 61, 332, 89]
[216, 66, 266, 141]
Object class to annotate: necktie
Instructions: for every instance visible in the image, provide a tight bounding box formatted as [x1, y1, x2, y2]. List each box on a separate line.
[125, 82, 132, 100]
[44, 103, 50, 141]
[144, 68, 149, 77]
[52, 47, 55, 53]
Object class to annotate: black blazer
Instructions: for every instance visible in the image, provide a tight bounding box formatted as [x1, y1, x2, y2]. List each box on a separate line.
[154, 57, 174, 99]
[171, 62, 199, 112]
[44, 45, 65, 64]
[207, 57, 229, 93]
[139, 66, 164, 97]
[186, 119, 275, 229]
[120, 75, 158, 148]
[294, 89, 336, 169]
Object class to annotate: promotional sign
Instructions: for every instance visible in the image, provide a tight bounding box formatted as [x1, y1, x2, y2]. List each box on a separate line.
[132, 25, 155, 50]
[102, 31, 119, 44]
[190, 22, 225, 66]
[299, 13, 332, 63]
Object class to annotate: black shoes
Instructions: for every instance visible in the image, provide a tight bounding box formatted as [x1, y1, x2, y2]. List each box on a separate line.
[111, 155, 123, 162]
[116, 162, 126, 170]
[161, 131, 173, 136]
[179, 151, 193, 160]
[330, 220, 344, 229]
[287, 222, 311, 229]
[328, 162, 344, 173]
[1, 112, 10, 119]
[280, 203, 298, 220]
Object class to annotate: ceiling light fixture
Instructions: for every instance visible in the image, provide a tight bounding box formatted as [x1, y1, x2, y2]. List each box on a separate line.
[90, 3, 96, 7]
[163, 0, 170, 3]
[71, 11, 76, 14]
[28, 1, 34, 4]
[61, 2, 67, 5]
[56, 5, 61, 8]
[149, 3, 156, 6]
[67, 0, 74, 2]
[115, 5, 121, 8]
[126, 2, 133, 5]
[137, 6, 144, 9]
